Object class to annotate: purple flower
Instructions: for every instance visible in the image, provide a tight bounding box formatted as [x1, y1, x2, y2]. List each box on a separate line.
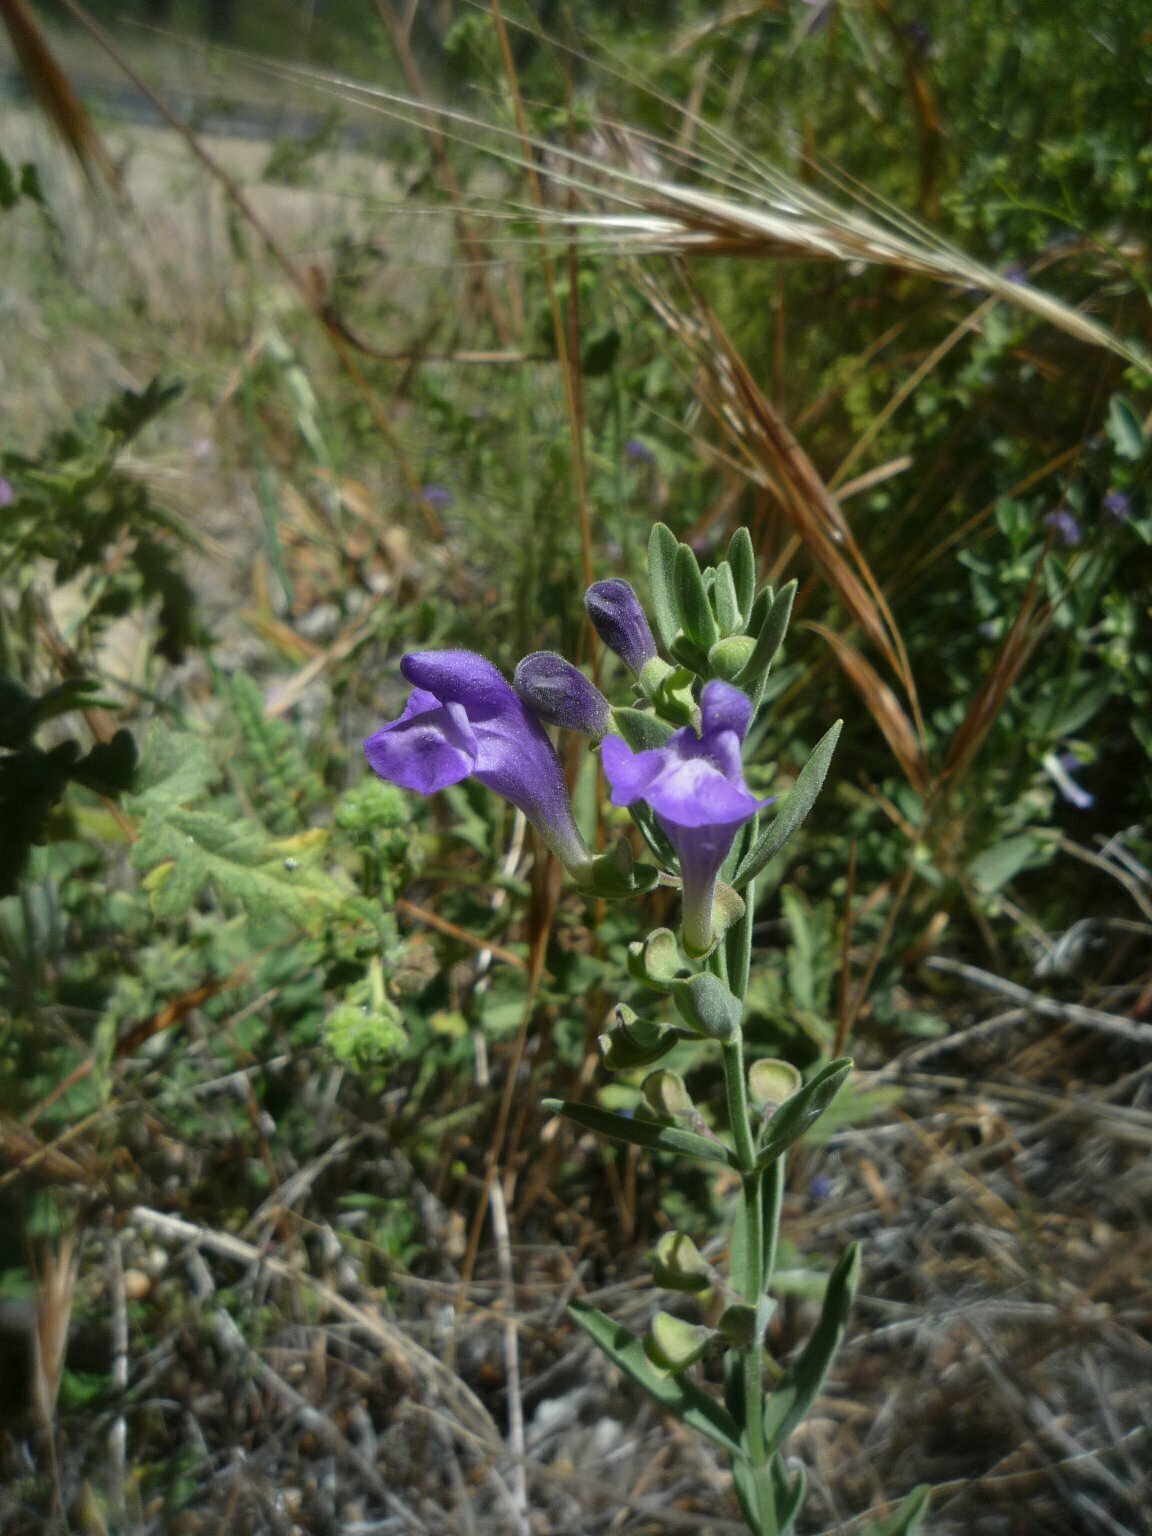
[0, 478, 13, 507]
[1045, 750, 1094, 811]
[513, 652, 611, 737]
[365, 652, 591, 875]
[809, 1175, 833, 1200]
[1043, 509, 1081, 547]
[420, 484, 454, 511]
[1103, 490, 1130, 524]
[624, 437, 654, 465]
[585, 580, 658, 676]
[601, 680, 769, 953]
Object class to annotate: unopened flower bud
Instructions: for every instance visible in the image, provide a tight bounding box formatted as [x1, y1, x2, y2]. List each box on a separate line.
[513, 652, 611, 737]
[585, 579, 659, 675]
[707, 634, 757, 683]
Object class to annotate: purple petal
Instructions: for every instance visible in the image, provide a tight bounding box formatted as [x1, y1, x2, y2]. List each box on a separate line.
[700, 680, 752, 742]
[365, 696, 477, 794]
[0, 478, 13, 508]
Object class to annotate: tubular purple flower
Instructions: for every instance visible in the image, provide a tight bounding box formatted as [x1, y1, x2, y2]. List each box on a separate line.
[513, 652, 611, 738]
[584, 579, 658, 676]
[601, 680, 770, 953]
[364, 651, 591, 876]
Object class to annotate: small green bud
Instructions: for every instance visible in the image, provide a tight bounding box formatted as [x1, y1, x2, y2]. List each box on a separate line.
[748, 1058, 803, 1113]
[643, 1311, 712, 1375]
[707, 634, 757, 682]
[641, 1068, 695, 1121]
[651, 1231, 713, 1294]
[627, 927, 685, 991]
[672, 972, 743, 1042]
[576, 839, 660, 898]
[598, 1006, 678, 1071]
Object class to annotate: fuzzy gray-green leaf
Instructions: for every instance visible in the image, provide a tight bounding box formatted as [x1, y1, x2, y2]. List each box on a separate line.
[543, 1098, 735, 1169]
[733, 720, 842, 888]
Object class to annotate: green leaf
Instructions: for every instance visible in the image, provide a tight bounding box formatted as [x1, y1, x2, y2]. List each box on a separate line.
[543, 1098, 736, 1169]
[611, 708, 675, 752]
[131, 809, 349, 933]
[727, 526, 757, 619]
[860, 1486, 932, 1536]
[762, 1242, 860, 1453]
[968, 830, 1050, 894]
[713, 562, 741, 634]
[568, 1301, 745, 1460]
[733, 721, 842, 888]
[128, 726, 216, 812]
[756, 1058, 853, 1170]
[647, 523, 681, 652]
[736, 580, 797, 687]
[1107, 394, 1145, 461]
[674, 542, 719, 649]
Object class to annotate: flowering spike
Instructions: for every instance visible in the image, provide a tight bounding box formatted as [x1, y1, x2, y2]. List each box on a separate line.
[584, 579, 659, 676]
[364, 651, 591, 878]
[513, 652, 611, 737]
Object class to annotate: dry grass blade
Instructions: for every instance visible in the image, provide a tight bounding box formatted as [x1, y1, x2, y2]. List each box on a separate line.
[0, 0, 120, 191]
[809, 623, 932, 796]
[645, 272, 922, 725]
[33, 1231, 81, 1429]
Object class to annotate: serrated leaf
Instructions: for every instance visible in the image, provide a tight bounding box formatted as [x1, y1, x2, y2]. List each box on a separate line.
[860, 1486, 932, 1536]
[763, 1242, 859, 1453]
[736, 580, 796, 686]
[612, 708, 675, 752]
[128, 726, 216, 811]
[733, 721, 842, 887]
[674, 542, 719, 649]
[543, 1098, 735, 1169]
[647, 523, 681, 652]
[727, 527, 756, 619]
[756, 1058, 852, 1170]
[131, 807, 348, 932]
[568, 1300, 745, 1459]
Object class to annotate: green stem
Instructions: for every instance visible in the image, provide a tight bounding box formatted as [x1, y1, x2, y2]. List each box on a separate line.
[722, 1036, 777, 1536]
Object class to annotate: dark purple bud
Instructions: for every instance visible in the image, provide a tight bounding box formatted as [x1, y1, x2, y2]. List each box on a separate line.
[0, 478, 13, 508]
[1103, 490, 1130, 524]
[513, 652, 611, 737]
[1043, 509, 1081, 547]
[584, 579, 658, 675]
[420, 484, 454, 510]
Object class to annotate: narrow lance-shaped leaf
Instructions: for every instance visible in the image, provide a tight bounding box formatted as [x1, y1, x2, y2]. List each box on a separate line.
[756, 1058, 852, 1171]
[733, 720, 842, 888]
[647, 523, 681, 652]
[674, 542, 719, 649]
[736, 580, 797, 687]
[859, 1485, 933, 1536]
[762, 1242, 860, 1453]
[543, 1098, 736, 1169]
[727, 526, 756, 619]
[569, 1300, 746, 1461]
[712, 561, 741, 634]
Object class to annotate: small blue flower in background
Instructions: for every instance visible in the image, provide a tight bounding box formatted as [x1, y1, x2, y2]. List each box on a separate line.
[585, 579, 659, 676]
[809, 1174, 833, 1200]
[0, 478, 13, 507]
[1043, 508, 1081, 548]
[513, 652, 611, 738]
[364, 651, 592, 876]
[1103, 490, 1130, 524]
[624, 438, 655, 466]
[602, 680, 769, 953]
[1043, 750, 1094, 811]
[420, 484, 454, 511]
